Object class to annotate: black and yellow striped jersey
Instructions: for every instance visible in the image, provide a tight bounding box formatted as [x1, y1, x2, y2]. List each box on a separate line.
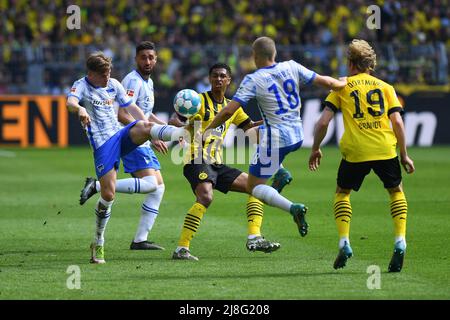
[186, 91, 251, 164]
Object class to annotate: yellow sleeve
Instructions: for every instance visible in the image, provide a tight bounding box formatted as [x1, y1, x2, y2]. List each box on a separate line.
[324, 90, 340, 112]
[386, 85, 403, 115]
[232, 107, 251, 128]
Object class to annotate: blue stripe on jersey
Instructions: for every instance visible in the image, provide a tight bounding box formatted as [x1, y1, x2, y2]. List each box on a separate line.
[257, 104, 272, 153]
[305, 72, 317, 85]
[119, 99, 132, 107]
[87, 125, 96, 150]
[134, 178, 138, 193]
[233, 97, 248, 107]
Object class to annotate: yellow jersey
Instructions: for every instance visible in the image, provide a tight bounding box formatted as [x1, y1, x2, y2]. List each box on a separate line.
[324, 73, 403, 162]
[186, 91, 251, 164]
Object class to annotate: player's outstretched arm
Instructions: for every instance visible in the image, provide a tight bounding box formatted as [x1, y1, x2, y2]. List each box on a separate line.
[67, 96, 91, 127]
[205, 100, 241, 131]
[313, 75, 347, 91]
[390, 111, 415, 174]
[309, 107, 335, 171]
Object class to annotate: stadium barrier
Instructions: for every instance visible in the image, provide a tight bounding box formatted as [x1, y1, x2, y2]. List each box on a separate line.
[0, 92, 448, 148]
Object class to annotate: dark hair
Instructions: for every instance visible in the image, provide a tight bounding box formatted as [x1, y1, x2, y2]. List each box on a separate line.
[209, 63, 232, 77]
[136, 41, 156, 55]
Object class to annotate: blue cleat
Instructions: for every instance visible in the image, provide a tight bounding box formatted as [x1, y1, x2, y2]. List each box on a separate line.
[290, 203, 309, 237]
[388, 241, 406, 272]
[333, 242, 353, 269]
[271, 168, 293, 193]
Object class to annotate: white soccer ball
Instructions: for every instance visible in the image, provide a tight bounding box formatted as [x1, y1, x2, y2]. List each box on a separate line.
[173, 89, 201, 118]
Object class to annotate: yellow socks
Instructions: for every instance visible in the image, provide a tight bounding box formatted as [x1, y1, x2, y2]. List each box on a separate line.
[246, 196, 264, 237]
[334, 193, 352, 240]
[390, 191, 407, 239]
[178, 202, 206, 248]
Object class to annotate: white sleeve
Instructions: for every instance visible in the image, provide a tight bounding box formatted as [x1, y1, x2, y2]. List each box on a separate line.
[232, 75, 256, 107]
[292, 60, 316, 85]
[121, 76, 140, 104]
[113, 79, 132, 107]
[67, 79, 85, 101]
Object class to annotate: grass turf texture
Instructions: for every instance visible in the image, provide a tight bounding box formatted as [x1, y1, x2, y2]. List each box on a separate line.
[0, 146, 449, 300]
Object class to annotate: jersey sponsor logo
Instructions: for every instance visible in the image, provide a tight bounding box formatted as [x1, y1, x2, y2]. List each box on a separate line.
[126, 89, 134, 97]
[91, 99, 113, 106]
[198, 172, 208, 180]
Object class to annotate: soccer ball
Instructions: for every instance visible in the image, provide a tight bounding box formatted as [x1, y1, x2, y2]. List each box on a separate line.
[173, 89, 201, 118]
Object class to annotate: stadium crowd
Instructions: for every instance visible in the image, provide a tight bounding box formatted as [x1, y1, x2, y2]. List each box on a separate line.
[1, 0, 449, 95]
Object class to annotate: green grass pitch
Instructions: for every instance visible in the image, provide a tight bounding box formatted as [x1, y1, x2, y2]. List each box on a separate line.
[0, 146, 449, 300]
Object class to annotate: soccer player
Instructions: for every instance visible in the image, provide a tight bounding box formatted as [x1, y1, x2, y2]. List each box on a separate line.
[67, 51, 187, 263]
[171, 63, 288, 261]
[308, 39, 415, 272]
[79, 41, 167, 251]
[205, 37, 347, 236]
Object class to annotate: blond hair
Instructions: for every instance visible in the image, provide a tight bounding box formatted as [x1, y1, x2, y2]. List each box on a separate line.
[86, 52, 112, 73]
[252, 37, 277, 61]
[347, 39, 377, 72]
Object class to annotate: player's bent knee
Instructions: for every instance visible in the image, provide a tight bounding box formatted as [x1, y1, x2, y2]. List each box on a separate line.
[196, 192, 213, 207]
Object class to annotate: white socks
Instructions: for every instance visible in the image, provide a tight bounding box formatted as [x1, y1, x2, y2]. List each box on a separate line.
[252, 184, 292, 213]
[134, 184, 165, 243]
[150, 124, 187, 142]
[95, 176, 157, 194]
[94, 197, 113, 246]
[339, 237, 350, 249]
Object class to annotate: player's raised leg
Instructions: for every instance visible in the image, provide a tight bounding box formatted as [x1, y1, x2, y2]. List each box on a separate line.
[79, 175, 158, 205]
[248, 173, 309, 237]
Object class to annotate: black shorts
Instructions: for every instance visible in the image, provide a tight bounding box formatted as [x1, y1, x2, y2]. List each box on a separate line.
[183, 163, 243, 194]
[337, 157, 402, 191]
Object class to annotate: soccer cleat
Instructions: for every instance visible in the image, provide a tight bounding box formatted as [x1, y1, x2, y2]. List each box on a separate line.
[90, 243, 105, 264]
[333, 242, 353, 270]
[290, 203, 309, 237]
[80, 177, 97, 205]
[172, 248, 199, 261]
[388, 241, 406, 272]
[130, 240, 165, 250]
[271, 168, 293, 193]
[246, 236, 281, 253]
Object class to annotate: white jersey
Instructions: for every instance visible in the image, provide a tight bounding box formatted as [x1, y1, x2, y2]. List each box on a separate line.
[233, 60, 316, 148]
[68, 77, 131, 150]
[121, 70, 155, 148]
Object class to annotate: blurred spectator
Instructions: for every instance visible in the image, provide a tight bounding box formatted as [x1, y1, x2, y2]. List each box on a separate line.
[1, 0, 448, 96]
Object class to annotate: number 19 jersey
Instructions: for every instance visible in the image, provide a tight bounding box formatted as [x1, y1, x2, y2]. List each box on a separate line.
[324, 73, 403, 162]
[232, 60, 316, 148]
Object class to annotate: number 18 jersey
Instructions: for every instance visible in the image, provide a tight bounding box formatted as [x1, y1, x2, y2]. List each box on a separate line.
[232, 60, 316, 148]
[324, 73, 403, 163]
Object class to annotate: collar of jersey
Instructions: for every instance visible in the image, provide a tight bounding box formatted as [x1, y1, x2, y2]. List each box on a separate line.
[84, 76, 104, 89]
[260, 63, 278, 70]
[134, 70, 149, 82]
